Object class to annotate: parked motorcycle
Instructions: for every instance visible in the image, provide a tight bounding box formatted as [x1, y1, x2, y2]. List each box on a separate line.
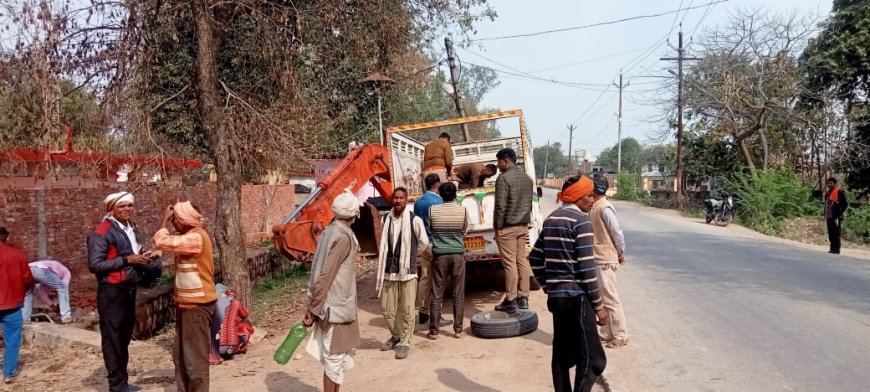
[704, 196, 734, 226]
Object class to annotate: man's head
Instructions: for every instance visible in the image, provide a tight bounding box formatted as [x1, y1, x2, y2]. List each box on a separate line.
[332, 189, 360, 224]
[439, 132, 451, 143]
[392, 187, 409, 214]
[826, 177, 837, 191]
[496, 148, 517, 173]
[482, 164, 498, 178]
[560, 176, 596, 212]
[171, 201, 203, 233]
[0, 227, 8, 243]
[425, 173, 442, 192]
[439, 182, 458, 203]
[592, 173, 609, 200]
[104, 192, 135, 224]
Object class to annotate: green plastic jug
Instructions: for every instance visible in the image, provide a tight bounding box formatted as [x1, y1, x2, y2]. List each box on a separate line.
[274, 323, 307, 365]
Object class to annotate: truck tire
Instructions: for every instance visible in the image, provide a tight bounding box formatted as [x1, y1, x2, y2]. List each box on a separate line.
[470, 310, 538, 339]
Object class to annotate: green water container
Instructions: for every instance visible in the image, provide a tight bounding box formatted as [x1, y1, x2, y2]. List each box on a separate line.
[274, 322, 307, 365]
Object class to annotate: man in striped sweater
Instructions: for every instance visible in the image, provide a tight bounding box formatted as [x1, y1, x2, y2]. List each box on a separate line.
[530, 176, 608, 392]
[427, 182, 469, 340]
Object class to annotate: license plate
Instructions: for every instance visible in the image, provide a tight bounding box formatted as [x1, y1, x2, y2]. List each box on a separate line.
[464, 236, 485, 251]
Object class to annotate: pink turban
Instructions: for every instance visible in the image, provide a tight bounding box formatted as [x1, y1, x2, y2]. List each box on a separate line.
[173, 201, 203, 227]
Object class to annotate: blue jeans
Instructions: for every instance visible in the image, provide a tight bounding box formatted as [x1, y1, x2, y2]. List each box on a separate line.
[23, 267, 71, 320]
[0, 308, 23, 378]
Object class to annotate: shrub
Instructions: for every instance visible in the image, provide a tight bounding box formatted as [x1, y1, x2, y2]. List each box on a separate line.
[614, 171, 643, 201]
[721, 167, 817, 234]
[844, 204, 870, 243]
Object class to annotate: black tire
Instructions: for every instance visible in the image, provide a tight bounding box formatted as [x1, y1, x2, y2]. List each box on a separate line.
[715, 212, 733, 226]
[470, 310, 538, 339]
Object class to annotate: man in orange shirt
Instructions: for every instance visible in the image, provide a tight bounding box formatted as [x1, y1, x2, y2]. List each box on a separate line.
[153, 202, 217, 392]
[421, 133, 454, 192]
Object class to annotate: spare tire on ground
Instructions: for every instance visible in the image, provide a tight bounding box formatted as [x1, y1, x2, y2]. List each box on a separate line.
[470, 310, 538, 339]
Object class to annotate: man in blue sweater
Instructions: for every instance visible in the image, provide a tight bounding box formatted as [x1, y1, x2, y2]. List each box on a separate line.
[413, 174, 442, 325]
[530, 176, 608, 392]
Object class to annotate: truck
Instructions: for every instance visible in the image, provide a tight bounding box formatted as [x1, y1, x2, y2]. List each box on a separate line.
[273, 109, 543, 288]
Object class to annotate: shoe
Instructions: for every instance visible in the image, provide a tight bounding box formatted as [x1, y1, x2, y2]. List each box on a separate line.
[395, 345, 410, 359]
[3, 376, 14, 384]
[495, 298, 519, 313]
[127, 385, 143, 392]
[599, 336, 614, 343]
[418, 312, 430, 325]
[454, 329, 466, 339]
[517, 297, 529, 310]
[380, 336, 400, 351]
[427, 331, 439, 340]
[605, 338, 629, 348]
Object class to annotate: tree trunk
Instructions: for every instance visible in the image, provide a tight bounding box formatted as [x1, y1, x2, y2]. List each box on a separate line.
[192, 0, 251, 304]
[738, 138, 758, 180]
[758, 129, 769, 170]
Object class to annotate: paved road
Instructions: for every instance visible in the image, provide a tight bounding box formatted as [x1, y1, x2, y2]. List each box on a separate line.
[538, 188, 870, 392]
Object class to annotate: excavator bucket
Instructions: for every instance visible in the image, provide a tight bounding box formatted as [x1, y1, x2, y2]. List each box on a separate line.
[272, 220, 322, 262]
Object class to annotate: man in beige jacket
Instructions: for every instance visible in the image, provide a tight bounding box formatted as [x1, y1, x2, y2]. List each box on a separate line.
[589, 174, 629, 348]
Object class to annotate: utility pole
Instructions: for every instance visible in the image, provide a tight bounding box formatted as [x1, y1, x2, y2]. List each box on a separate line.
[661, 27, 698, 209]
[445, 37, 471, 142]
[613, 72, 629, 174]
[543, 140, 550, 180]
[566, 124, 576, 175]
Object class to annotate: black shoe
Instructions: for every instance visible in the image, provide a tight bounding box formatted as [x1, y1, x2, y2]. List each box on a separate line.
[495, 298, 519, 313]
[517, 297, 529, 310]
[381, 336, 400, 351]
[395, 345, 410, 359]
[419, 312, 430, 325]
[127, 385, 143, 392]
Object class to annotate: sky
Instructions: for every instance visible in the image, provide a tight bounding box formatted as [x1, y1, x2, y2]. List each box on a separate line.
[460, 0, 832, 161]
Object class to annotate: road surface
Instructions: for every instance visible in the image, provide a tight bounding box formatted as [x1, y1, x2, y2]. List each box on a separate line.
[535, 187, 870, 391]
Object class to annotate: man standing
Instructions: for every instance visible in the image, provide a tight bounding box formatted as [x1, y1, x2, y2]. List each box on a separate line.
[530, 176, 608, 392]
[422, 133, 454, 190]
[376, 187, 429, 359]
[452, 163, 498, 190]
[493, 148, 533, 313]
[413, 174, 442, 325]
[589, 175, 629, 348]
[23, 259, 73, 323]
[304, 189, 361, 392]
[0, 227, 33, 384]
[825, 177, 848, 255]
[427, 182, 469, 340]
[88, 192, 153, 392]
[153, 201, 217, 392]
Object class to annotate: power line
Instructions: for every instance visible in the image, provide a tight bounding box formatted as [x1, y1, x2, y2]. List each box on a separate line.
[522, 46, 652, 74]
[460, 48, 613, 87]
[462, 61, 615, 92]
[470, 0, 730, 42]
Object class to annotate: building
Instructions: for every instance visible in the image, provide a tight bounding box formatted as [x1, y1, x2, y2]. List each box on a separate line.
[640, 163, 709, 192]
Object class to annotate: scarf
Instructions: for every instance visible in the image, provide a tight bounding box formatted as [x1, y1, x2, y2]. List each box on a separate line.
[828, 186, 840, 202]
[558, 176, 594, 203]
[174, 201, 204, 227]
[376, 208, 414, 297]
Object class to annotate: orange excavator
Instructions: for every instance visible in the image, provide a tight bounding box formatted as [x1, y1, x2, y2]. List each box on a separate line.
[272, 144, 393, 262]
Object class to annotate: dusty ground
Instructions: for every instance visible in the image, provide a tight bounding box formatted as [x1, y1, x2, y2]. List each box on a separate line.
[4, 261, 607, 392]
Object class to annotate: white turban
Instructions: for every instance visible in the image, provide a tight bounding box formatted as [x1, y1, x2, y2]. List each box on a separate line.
[332, 189, 360, 219]
[104, 191, 134, 211]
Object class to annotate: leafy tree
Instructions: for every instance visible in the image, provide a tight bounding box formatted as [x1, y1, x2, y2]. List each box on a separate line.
[533, 142, 568, 178]
[595, 137, 643, 175]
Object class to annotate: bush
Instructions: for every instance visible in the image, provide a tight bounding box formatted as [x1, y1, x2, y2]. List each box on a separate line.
[614, 171, 643, 201]
[722, 167, 817, 234]
[844, 205, 870, 243]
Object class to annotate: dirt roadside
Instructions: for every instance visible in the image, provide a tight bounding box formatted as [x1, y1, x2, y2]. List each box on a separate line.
[4, 265, 609, 392]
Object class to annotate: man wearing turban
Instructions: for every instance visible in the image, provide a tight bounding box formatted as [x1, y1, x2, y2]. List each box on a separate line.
[303, 189, 361, 392]
[530, 176, 609, 392]
[87, 192, 155, 392]
[153, 201, 217, 392]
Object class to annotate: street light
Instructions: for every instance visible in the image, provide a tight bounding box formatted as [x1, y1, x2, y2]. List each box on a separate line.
[359, 72, 396, 145]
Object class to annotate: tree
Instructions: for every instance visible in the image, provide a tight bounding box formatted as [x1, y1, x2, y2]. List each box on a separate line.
[595, 137, 643, 174]
[533, 142, 568, 178]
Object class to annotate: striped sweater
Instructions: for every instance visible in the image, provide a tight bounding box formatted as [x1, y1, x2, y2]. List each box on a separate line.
[529, 204, 602, 309]
[429, 202, 469, 255]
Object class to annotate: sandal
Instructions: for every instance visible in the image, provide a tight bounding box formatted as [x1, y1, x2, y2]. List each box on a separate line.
[61, 317, 80, 324]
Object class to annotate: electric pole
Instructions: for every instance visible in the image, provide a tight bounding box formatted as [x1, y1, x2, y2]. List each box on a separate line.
[613, 72, 629, 174]
[661, 27, 698, 209]
[445, 37, 471, 141]
[566, 124, 576, 175]
[543, 140, 550, 180]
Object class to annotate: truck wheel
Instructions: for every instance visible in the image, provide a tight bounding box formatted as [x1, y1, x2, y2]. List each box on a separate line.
[470, 310, 538, 339]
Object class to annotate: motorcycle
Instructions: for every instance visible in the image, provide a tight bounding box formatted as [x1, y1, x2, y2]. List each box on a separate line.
[704, 196, 734, 226]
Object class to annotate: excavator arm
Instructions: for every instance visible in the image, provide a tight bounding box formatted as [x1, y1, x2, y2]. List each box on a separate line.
[272, 144, 393, 261]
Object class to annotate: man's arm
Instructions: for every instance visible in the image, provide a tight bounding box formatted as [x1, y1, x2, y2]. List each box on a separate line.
[444, 141, 454, 169]
[840, 190, 849, 216]
[18, 252, 33, 290]
[494, 175, 509, 230]
[413, 216, 430, 249]
[87, 232, 127, 273]
[463, 206, 470, 235]
[529, 237, 546, 290]
[153, 228, 203, 255]
[308, 234, 351, 320]
[601, 208, 626, 257]
[574, 221, 603, 310]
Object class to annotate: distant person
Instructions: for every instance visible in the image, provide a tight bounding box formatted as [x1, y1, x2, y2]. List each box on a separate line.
[452, 163, 498, 189]
[153, 201, 217, 392]
[529, 176, 608, 392]
[589, 175, 629, 348]
[413, 174, 441, 326]
[493, 148, 533, 313]
[422, 133, 454, 191]
[304, 190, 362, 392]
[427, 182, 470, 340]
[0, 227, 34, 385]
[23, 259, 73, 323]
[825, 178, 848, 254]
[376, 187, 429, 360]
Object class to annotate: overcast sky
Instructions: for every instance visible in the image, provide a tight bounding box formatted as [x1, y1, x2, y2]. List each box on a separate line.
[460, 0, 831, 161]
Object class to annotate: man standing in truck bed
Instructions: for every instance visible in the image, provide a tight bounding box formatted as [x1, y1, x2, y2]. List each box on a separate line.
[421, 133, 454, 192]
[493, 148, 533, 313]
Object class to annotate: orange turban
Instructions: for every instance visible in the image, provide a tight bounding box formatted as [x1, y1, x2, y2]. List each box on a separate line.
[557, 176, 594, 203]
[173, 201, 204, 227]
